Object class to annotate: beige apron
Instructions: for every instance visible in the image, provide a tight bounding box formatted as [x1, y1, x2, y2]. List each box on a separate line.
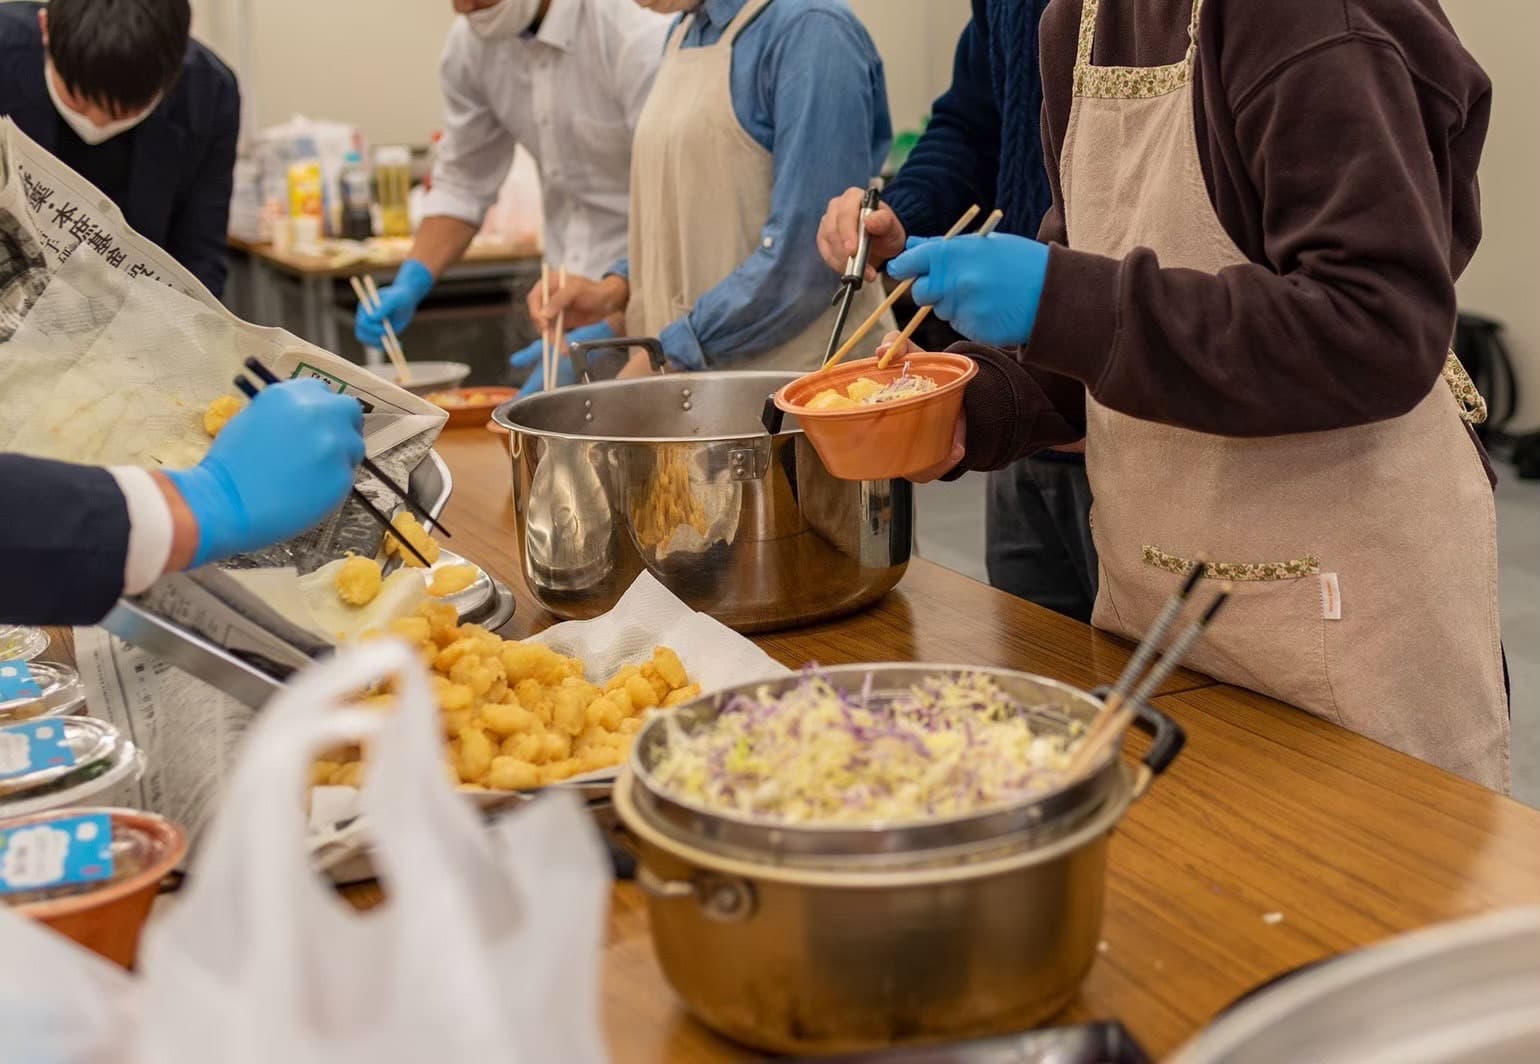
[623, 0, 889, 371]
[1065, 0, 1508, 789]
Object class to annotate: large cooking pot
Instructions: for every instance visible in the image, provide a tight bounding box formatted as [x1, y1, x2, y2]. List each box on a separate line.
[613, 664, 1186, 1054]
[491, 360, 912, 632]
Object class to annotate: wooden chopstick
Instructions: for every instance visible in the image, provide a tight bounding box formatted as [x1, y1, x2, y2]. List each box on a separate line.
[823, 204, 981, 370]
[350, 275, 413, 387]
[551, 264, 567, 393]
[540, 263, 552, 392]
[876, 209, 1004, 370]
[239, 356, 450, 539]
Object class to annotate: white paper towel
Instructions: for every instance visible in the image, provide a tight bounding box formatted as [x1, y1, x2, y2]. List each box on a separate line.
[307, 573, 791, 878]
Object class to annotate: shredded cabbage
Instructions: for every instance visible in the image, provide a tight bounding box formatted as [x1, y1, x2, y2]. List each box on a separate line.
[863, 369, 939, 405]
[652, 671, 1074, 824]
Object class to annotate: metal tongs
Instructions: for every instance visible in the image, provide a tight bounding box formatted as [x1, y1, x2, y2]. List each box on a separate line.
[231, 357, 445, 567]
[1064, 565, 1231, 781]
[822, 184, 883, 364]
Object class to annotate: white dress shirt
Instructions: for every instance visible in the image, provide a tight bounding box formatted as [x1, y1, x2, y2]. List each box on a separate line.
[423, 0, 669, 278]
[109, 467, 174, 595]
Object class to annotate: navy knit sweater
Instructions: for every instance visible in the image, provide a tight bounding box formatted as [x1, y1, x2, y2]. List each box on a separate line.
[882, 0, 1053, 242]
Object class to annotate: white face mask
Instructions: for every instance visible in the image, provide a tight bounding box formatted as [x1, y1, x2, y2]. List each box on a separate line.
[45, 65, 157, 145]
[466, 0, 544, 41]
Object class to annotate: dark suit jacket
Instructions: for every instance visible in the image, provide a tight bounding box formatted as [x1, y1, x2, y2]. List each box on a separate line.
[0, 454, 129, 625]
[0, 3, 240, 296]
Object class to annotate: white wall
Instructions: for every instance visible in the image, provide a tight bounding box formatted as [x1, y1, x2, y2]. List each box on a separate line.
[848, 0, 971, 132]
[1443, 0, 1540, 430]
[189, 0, 454, 146]
[191, 0, 970, 145]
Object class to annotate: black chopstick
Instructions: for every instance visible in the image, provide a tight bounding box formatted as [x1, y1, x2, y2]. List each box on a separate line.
[232, 373, 435, 569]
[241, 358, 450, 537]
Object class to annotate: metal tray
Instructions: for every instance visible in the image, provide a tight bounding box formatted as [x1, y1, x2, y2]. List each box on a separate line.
[100, 450, 455, 708]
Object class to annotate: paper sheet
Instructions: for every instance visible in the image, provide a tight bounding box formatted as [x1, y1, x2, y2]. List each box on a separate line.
[224, 561, 430, 645]
[306, 573, 792, 878]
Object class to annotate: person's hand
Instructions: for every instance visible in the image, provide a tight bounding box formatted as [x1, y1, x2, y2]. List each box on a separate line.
[527, 272, 629, 334]
[616, 349, 657, 379]
[817, 187, 907, 281]
[354, 259, 434, 347]
[510, 321, 616, 395]
[874, 329, 925, 364]
[165, 380, 365, 566]
[887, 234, 1049, 347]
[906, 412, 967, 483]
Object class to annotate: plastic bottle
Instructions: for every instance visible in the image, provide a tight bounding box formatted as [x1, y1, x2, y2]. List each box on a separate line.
[339, 150, 375, 241]
[286, 137, 325, 250]
[374, 145, 413, 239]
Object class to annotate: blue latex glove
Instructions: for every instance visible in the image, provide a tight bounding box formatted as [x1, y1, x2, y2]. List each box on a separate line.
[165, 380, 365, 566]
[511, 321, 616, 397]
[354, 258, 434, 347]
[886, 234, 1050, 348]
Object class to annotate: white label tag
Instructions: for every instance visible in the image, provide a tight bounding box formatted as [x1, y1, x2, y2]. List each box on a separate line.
[1319, 573, 1341, 621]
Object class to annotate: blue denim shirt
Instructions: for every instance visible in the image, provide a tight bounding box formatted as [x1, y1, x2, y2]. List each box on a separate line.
[613, 0, 891, 368]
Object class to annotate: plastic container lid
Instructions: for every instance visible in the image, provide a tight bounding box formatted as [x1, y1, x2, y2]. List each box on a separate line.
[0, 662, 86, 724]
[0, 625, 50, 662]
[1, 808, 182, 910]
[0, 717, 144, 818]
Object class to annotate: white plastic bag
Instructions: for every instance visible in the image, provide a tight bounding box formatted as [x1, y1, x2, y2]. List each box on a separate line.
[0, 640, 613, 1064]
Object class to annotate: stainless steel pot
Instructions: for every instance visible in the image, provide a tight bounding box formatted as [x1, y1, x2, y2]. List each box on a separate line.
[613, 664, 1186, 1054]
[491, 369, 912, 632]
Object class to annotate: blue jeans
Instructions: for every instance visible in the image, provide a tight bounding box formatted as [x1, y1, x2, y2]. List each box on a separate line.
[986, 454, 1098, 623]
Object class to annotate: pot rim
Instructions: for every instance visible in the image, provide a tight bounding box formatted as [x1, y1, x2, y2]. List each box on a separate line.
[626, 664, 1121, 855]
[492, 370, 806, 446]
[615, 761, 1132, 889]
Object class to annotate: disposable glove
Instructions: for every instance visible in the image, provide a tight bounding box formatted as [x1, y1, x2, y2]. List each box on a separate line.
[511, 321, 616, 396]
[354, 258, 434, 347]
[887, 234, 1050, 348]
[165, 380, 365, 566]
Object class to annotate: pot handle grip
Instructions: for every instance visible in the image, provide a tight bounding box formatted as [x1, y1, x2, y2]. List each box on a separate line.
[1090, 685, 1186, 789]
[568, 336, 667, 383]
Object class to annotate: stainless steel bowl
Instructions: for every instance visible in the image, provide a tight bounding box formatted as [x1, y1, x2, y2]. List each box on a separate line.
[614, 664, 1187, 1054]
[491, 372, 912, 631]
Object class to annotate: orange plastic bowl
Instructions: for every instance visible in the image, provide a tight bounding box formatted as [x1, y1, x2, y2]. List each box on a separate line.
[775, 353, 976, 480]
[7, 808, 186, 968]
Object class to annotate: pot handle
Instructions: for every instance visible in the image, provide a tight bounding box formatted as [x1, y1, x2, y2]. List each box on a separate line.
[761, 394, 785, 435]
[1091, 685, 1186, 797]
[568, 336, 667, 383]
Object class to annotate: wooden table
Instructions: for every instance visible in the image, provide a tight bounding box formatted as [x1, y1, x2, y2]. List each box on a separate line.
[363, 429, 1540, 1060]
[227, 235, 541, 355]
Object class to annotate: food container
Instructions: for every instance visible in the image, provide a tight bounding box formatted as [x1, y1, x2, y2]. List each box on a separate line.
[1, 808, 186, 967]
[614, 664, 1186, 1054]
[0, 717, 146, 818]
[0, 662, 87, 725]
[1170, 906, 1540, 1064]
[0, 625, 51, 662]
[775, 353, 977, 480]
[492, 370, 912, 632]
[381, 360, 471, 397]
[427, 386, 517, 429]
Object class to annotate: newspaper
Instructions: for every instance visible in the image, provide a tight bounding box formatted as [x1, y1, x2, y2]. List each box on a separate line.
[0, 115, 449, 683]
[73, 625, 258, 851]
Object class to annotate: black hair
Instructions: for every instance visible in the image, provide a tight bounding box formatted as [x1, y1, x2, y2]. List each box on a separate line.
[46, 0, 192, 115]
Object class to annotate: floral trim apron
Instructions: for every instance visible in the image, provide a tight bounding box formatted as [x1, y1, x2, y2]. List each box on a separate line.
[1065, 0, 1508, 788]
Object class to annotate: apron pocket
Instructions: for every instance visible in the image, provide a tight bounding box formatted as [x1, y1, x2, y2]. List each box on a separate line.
[1132, 545, 1341, 724]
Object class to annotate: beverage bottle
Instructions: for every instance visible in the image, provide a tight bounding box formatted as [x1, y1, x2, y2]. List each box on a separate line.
[339, 150, 374, 241]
